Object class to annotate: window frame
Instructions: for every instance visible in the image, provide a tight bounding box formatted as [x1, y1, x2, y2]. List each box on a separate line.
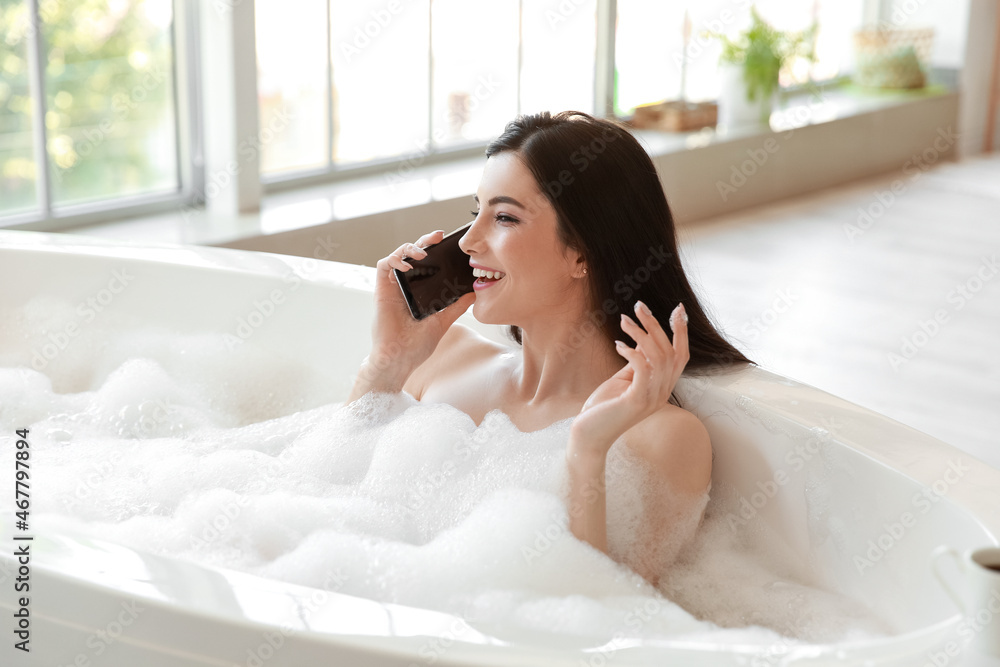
[2, 0, 203, 232]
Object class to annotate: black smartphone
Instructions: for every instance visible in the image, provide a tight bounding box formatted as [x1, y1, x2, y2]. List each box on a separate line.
[393, 223, 475, 320]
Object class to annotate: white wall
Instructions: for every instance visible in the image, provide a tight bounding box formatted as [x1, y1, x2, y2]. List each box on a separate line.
[957, 0, 1000, 156]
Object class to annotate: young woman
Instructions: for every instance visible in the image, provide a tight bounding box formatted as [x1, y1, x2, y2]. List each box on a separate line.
[348, 110, 752, 586]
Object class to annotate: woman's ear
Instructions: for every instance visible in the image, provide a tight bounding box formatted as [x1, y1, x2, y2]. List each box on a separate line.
[560, 236, 587, 278]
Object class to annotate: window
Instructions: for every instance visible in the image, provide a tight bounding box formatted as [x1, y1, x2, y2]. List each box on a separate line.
[0, 0, 181, 223]
[254, 0, 596, 182]
[614, 0, 867, 115]
[1, 1, 35, 217]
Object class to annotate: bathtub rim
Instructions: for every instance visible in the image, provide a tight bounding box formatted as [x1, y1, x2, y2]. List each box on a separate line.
[0, 526, 973, 666]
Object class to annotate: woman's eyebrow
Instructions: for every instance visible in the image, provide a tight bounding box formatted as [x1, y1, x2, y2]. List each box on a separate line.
[473, 194, 526, 209]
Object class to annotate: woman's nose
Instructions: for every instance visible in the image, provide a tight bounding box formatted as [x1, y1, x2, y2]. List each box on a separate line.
[458, 217, 482, 255]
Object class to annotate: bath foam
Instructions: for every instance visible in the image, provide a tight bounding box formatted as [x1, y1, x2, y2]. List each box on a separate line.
[0, 297, 892, 648]
[659, 481, 897, 644]
[0, 296, 334, 425]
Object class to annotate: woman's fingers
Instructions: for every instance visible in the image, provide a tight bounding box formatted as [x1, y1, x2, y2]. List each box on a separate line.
[615, 339, 649, 401]
[621, 309, 666, 367]
[382, 253, 410, 272]
[397, 243, 426, 262]
[620, 301, 691, 407]
[403, 242, 428, 258]
[393, 229, 445, 269]
[376, 255, 400, 277]
[416, 230, 445, 247]
[620, 315, 656, 401]
[380, 230, 444, 273]
[617, 319, 660, 405]
[385, 239, 433, 273]
[669, 303, 690, 372]
[631, 300, 672, 360]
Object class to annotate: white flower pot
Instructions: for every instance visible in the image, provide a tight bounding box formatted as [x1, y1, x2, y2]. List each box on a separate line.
[718, 63, 777, 128]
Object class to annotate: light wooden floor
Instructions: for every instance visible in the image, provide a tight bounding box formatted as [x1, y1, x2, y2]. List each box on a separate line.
[678, 152, 1000, 470]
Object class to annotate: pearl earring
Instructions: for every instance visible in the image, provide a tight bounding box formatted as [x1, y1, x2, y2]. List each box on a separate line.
[582, 267, 588, 274]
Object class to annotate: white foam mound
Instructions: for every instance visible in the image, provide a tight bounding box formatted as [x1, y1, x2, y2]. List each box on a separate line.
[0, 297, 892, 648]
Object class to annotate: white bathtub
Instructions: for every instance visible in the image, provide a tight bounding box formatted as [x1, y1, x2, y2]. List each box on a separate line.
[1, 230, 999, 667]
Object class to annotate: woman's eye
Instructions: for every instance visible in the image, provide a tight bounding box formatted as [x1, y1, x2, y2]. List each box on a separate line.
[469, 209, 516, 224]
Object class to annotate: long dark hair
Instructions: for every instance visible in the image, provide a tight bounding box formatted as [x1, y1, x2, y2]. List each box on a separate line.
[484, 110, 752, 373]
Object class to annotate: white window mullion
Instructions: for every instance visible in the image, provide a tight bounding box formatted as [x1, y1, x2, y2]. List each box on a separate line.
[516, 0, 523, 116]
[199, 0, 261, 215]
[173, 0, 205, 206]
[25, 0, 51, 216]
[326, 0, 334, 170]
[594, 0, 616, 118]
[427, 0, 435, 152]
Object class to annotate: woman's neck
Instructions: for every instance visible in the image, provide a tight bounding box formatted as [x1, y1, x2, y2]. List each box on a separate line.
[511, 324, 624, 407]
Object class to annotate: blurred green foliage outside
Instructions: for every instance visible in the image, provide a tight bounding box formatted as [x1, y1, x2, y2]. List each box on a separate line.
[0, 0, 177, 218]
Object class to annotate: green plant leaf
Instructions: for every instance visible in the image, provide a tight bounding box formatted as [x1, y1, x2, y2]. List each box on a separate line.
[708, 5, 818, 102]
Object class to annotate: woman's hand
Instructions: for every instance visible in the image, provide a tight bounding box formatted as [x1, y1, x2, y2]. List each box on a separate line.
[570, 301, 690, 455]
[367, 230, 477, 380]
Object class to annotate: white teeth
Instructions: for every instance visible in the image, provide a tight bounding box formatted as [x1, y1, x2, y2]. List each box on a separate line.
[473, 268, 505, 279]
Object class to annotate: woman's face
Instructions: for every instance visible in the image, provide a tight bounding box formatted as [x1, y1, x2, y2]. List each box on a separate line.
[459, 151, 586, 326]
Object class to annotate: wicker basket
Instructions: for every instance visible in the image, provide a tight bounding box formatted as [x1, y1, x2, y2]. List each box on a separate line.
[853, 27, 934, 89]
[629, 100, 718, 132]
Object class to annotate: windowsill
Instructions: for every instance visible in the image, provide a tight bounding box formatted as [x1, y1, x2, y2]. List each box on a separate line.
[66, 75, 959, 251]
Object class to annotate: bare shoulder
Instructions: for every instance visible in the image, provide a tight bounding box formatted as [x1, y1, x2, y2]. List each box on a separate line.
[403, 323, 508, 400]
[626, 404, 712, 497]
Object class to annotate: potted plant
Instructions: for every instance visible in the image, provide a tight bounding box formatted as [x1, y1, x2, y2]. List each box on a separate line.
[707, 7, 817, 127]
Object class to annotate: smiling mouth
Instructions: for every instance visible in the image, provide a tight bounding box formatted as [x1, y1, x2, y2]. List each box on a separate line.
[472, 268, 505, 283]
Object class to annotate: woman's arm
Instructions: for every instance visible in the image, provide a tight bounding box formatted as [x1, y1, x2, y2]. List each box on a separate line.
[565, 433, 610, 554]
[565, 406, 712, 584]
[348, 229, 476, 407]
[345, 355, 415, 405]
[563, 302, 690, 559]
[346, 323, 487, 406]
